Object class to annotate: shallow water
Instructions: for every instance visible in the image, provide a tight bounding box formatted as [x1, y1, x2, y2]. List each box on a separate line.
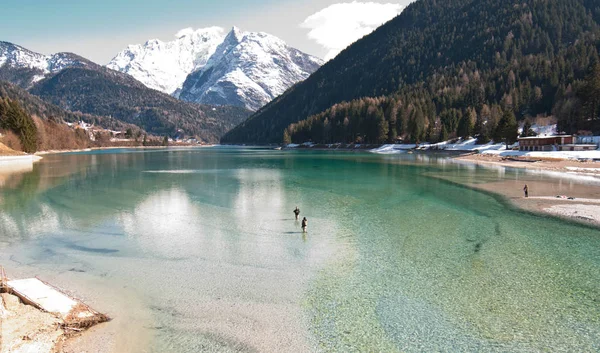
[0, 147, 598, 352]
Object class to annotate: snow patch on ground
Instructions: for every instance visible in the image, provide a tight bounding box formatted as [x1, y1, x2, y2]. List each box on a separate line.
[531, 123, 557, 136]
[428, 138, 510, 152]
[480, 149, 600, 160]
[370, 144, 415, 153]
[371, 136, 600, 161]
[371, 139, 512, 154]
[565, 166, 600, 173]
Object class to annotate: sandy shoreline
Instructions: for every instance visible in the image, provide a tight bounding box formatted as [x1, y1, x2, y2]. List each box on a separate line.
[452, 153, 600, 227]
[33, 144, 215, 156]
[454, 153, 600, 176]
[0, 143, 216, 159]
[0, 154, 43, 164]
[1, 292, 65, 352]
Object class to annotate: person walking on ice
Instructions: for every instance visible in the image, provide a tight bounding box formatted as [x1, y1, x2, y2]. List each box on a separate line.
[523, 184, 529, 198]
[293, 207, 300, 220]
[301, 217, 308, 233]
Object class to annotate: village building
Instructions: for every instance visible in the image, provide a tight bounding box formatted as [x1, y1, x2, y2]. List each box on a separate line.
[518, 135, 598, 152]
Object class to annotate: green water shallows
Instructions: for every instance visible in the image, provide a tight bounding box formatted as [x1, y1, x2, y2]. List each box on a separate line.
[0, 147, 598, 352]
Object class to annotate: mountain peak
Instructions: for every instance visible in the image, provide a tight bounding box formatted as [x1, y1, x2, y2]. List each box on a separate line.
[105, 26, 323, 111]
[107, 27, 226, 94]
[179, 28, 323, 111]
[144, 39, 162, 47]
[226, 26, 244, 43]
[0, 42, 95, 88]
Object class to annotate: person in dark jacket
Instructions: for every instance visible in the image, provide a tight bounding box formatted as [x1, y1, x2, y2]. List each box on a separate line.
[301, 217, 308, 233]
[523, 184, 529, 198]
[293, 207, 300, 220]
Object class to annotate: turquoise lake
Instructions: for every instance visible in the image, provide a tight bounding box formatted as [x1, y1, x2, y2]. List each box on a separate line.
[0, 147, 599, 352]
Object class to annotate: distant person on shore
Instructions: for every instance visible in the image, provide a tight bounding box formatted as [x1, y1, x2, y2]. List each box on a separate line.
[293, 207, 300, 220]
[523, 184, 529, 198]
[302, 217, 308, 233]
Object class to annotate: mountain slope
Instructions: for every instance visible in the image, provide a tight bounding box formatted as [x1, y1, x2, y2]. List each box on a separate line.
[222, 0, 600, 144]
[0, 41, 95, 89]
[178, 27, 323, 111]
[0, 80, 135, 131]
[106, 27, 226, 95]
[28, 66, 251, 142]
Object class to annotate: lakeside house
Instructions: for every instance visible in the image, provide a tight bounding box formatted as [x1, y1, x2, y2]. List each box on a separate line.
[518, 135, 598, 152]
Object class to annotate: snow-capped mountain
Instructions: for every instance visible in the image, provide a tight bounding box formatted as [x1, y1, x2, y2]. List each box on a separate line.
[1, 27, 323, 112]
[178, 27, 323, 111]
[106, 27, 226, 95]
[0, 41, 94, 87]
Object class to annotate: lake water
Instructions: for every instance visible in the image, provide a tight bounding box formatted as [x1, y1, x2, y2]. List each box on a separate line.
[0, 147, 599, 352]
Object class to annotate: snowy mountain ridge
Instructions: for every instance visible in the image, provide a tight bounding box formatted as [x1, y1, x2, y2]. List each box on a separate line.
[178, 27, 323, 111]
[106, 27, 226, 95]
[1, 26, 323, 112]
[108, 26, 323, 111]
[0, 41, 93, 85]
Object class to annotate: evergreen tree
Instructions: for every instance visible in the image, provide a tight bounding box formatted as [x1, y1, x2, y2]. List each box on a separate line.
[376, 111, 389, 143]
[555, 95, 583, 134]
[457, 114, 474, 139]
[439, 125, 449, 142]
[425, 123, 435, 143]
[496, 110, 519, 148]
[0, 99, 6, 119]
[521, 119, 536, 137]
[162, 135, 169, 146]
[1, 100, 38, 153]
[283, 129, 292, 145]
[579, 60, 600, 122]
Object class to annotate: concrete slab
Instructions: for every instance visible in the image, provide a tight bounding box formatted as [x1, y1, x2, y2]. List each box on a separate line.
[7, 278, 108, 328]
[8, 278, 77, 316]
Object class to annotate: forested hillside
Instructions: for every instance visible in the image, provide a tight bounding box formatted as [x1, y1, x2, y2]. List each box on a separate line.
[223, 0, 600, 144]
[0, 80, 144, 152]
[0, 81, 136, 131]
[28, 67, 251, 143]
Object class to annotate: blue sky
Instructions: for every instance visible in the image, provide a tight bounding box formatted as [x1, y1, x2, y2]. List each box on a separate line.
[1, 0, 413, 64]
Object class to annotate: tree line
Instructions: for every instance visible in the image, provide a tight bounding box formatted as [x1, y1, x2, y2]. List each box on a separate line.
[284, 95, 519, 147]
[284, 46, 600, 145]
[0, 98, 38, 153]
[0, 95, 170, 153]
[223, 0, 600, 144]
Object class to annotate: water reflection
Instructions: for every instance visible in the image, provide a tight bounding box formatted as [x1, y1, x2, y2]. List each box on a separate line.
[0, 162, 33, 188]
[120, 188, 205, 258]
[233, 168, 285, 229]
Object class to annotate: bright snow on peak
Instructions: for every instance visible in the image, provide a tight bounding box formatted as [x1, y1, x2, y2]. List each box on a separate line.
[178, 27, 324, 111]
[106, 27, 227, 95]
[0, 41, 92, 86]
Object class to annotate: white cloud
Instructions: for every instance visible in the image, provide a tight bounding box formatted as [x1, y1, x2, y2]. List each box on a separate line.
[301, 2, 405, 61]
[175, 27, 195, 38]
